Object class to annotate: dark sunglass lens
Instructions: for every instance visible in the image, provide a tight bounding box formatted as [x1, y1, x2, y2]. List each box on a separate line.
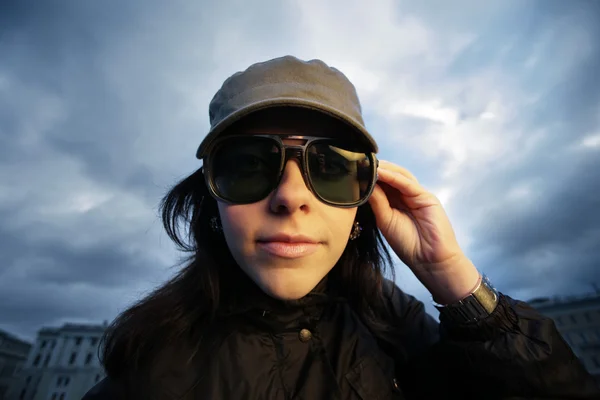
[210, 137, 282, 203]
[307, 142, 373, 204]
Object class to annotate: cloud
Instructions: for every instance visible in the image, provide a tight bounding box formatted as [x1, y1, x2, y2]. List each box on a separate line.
[580, 132, 600, 149]
[0, 0, 599, 342]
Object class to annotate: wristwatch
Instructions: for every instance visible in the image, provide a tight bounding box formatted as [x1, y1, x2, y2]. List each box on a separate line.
[433, 274, 499, 324]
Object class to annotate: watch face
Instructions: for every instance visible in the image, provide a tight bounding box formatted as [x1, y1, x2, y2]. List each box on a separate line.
[474, 276, 499, 314]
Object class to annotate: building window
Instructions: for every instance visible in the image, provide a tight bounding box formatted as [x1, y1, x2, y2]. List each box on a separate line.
[57, 376, 62, 386]
[51, 340, 56, 349]
[41, 340, 47, 349]
[64, 377, 70, 386]
[59, 393, 65, 400]
[51, 394, 57, 400]
[19, 389, 25, 400]
[69, 352, 77, 365]
[586, 330, 596, 342]
[75, 337, 82, 346]
[33, 354, 41, 367]
[44, 354, 51, 367]
[85, 353, 93, 365]
[90, 337, 98, 346]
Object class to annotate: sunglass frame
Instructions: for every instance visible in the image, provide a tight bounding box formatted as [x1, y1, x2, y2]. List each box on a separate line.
[202, 134, 379, 208]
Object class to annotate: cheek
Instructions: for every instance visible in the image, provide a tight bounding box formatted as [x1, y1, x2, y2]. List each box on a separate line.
[325, 208, 357, 248]
[217, 203, 258, 249]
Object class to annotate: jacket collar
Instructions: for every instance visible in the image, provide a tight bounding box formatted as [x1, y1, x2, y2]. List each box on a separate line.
[220, 270, 338, 330]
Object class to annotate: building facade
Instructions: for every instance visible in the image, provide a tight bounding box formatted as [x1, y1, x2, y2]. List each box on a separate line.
[0, 330, 32, 400]
[528, 292, 600, 384]
[6, 322, 107, 400]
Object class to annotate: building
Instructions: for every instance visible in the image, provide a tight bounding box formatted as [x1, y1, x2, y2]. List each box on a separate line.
[528, 292, 600, 385]
[6, 322, 108, 400]
[0, 330, 32, 400]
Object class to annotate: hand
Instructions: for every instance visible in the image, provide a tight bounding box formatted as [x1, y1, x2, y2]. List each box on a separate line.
[368, 160, 480, 303]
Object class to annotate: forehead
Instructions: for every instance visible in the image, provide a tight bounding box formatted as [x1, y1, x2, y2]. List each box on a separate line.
[228, 107, 358, 140]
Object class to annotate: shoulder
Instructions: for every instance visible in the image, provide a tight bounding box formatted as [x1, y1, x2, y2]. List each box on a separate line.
[380, 278, 427, 316]
[379, 278, 440, 351]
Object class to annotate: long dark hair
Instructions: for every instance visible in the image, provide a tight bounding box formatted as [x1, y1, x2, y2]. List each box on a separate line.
[98, 165, 400, 392]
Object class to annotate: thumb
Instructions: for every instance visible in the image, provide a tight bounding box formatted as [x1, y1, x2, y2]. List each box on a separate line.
[368, 184, 391, 226]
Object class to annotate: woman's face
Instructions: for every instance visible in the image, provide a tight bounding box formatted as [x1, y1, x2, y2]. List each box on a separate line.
[216, 109, 359, 300]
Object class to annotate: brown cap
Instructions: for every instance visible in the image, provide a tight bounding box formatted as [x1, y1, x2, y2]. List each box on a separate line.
[195, 55, 378, 159]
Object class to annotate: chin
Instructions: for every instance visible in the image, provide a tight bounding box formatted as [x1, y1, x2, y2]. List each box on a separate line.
[264, 285, 310, 301]
[254, 270, 323, 301]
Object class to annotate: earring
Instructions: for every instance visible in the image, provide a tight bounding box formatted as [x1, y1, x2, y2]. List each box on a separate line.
[349, 221, 362, 241]
[210, 216, 223, 234]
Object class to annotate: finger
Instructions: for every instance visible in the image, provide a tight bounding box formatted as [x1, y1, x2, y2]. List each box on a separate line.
[378, 160, 419, 183]
[369, 183, 418, 233]
[380, 181, 413, 215]
[369, 185, 392, 228]
[376, 167, 424, 198]
[368, 183, 391, 215]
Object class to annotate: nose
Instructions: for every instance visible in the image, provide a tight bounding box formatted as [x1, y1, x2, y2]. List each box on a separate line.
[269, 159, 312, 214]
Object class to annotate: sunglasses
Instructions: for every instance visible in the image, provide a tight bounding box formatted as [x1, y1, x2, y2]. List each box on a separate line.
[202, 134, 378, 207]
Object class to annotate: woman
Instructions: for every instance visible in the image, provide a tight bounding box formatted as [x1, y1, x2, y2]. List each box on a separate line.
[83, 56, 599, 399]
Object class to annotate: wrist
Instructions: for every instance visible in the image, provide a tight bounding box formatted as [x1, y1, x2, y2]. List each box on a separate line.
[422, 257, 482, 305]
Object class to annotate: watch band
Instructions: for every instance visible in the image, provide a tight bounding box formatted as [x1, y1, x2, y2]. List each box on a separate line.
[433, 274, 499, 324]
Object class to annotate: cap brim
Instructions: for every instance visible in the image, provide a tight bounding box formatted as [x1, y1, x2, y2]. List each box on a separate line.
[195, 98, 378, 159]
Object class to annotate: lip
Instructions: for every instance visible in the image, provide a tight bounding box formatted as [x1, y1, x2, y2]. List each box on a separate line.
[257, 233, 320, 244]
[257, 233, 321, 259]
[257, 242, 320, 259]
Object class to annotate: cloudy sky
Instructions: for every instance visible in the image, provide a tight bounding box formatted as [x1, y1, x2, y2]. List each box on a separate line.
[1, 0, 599, 342]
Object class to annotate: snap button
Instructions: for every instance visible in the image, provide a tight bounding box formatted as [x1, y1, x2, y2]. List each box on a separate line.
[392, 378, 401, 392]
[298, 328, 312, 342]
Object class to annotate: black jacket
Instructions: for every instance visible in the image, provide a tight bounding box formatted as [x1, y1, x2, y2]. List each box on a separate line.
[82, 279, 600, 400]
